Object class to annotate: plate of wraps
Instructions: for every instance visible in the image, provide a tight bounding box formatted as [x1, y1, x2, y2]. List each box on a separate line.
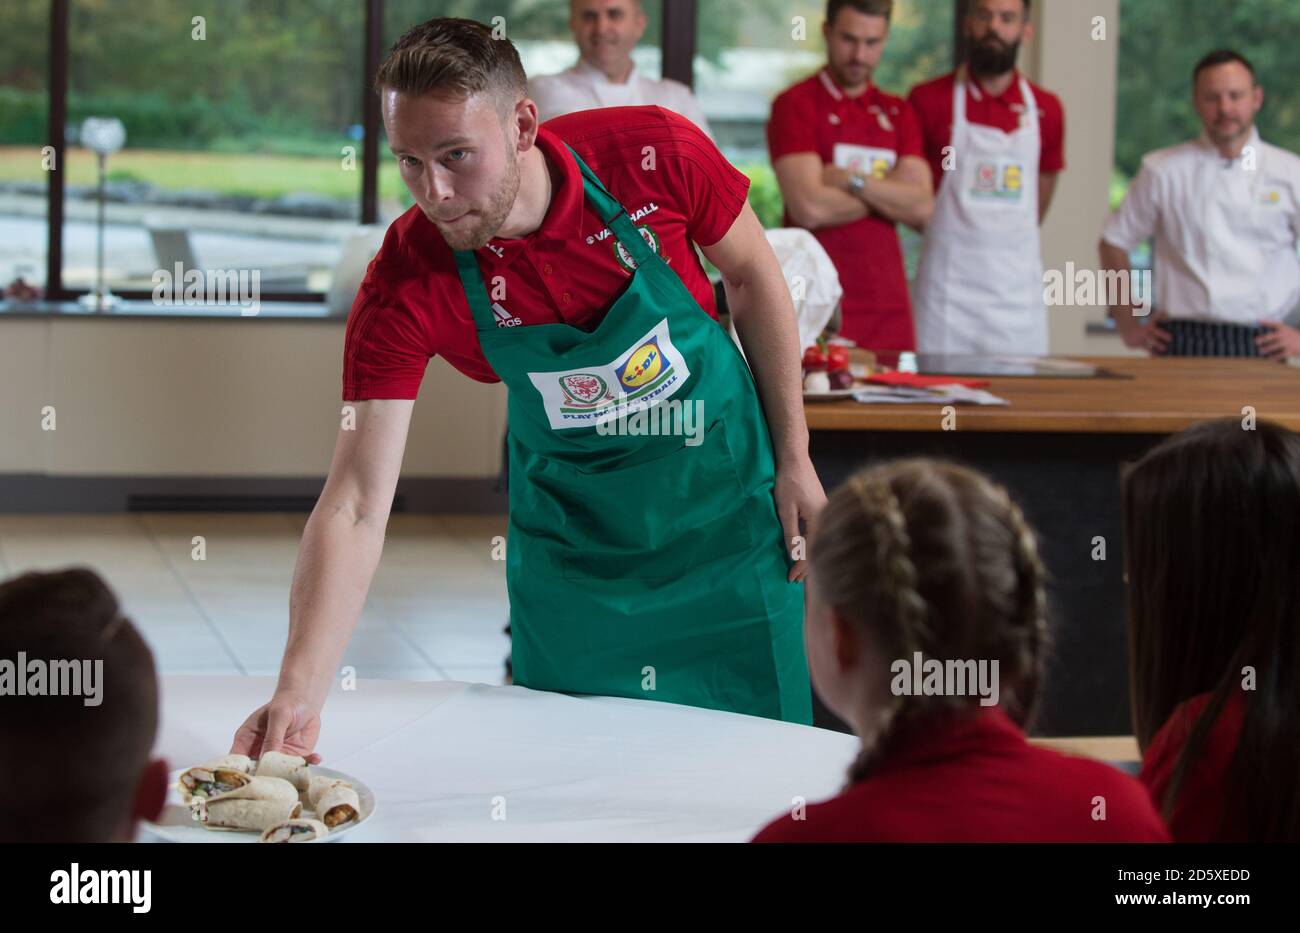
[141, 751, 375, 843]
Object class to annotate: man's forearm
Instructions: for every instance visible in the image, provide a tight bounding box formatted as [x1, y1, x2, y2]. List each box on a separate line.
[1099, 239, 1137, 324]
[279, 502, 387, 709]
[795, 187, 869, 229]
[855, 176, 931, 229]
[725, 255, 811, 465]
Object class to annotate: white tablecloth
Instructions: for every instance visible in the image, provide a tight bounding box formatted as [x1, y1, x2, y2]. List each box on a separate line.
[147, 675, 859, 842]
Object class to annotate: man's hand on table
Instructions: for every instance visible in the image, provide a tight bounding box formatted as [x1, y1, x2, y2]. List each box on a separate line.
[1115, 309, 1172, 354]
[1257, 321, 1300, 360]
[775, 454, 827, 583]
[231, 688, 323, 764]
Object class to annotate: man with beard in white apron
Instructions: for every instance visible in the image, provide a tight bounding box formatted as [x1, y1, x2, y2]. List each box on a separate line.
[908, 0, 1066, 356]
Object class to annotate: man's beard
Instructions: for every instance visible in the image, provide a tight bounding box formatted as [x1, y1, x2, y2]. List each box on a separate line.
[434, 157, 521, 251]
[968, 36, 1020, 77]
[1208, 118, 1248, 147]
[831, 60, 873, 88]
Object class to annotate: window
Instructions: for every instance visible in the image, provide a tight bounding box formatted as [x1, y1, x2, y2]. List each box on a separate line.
[380, 0, 664, 222]
[0, 0, 51, 295]
[1114, 0, 1300, 278]
[60, 0, 366, 298]
[697, 0, 953, 270]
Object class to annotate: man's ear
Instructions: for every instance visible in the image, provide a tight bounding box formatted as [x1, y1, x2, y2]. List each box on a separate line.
[132, 757, 169, 827]
[514, 97, 540, 151]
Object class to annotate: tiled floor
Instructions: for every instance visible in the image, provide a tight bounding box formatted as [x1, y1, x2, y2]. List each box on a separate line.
[0, 513, 511, 684]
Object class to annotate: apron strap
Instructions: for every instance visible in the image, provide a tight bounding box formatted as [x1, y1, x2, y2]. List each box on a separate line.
[452, 249, 500, 333]
[568, 146, 658, 269]
[452, 144, 658, 333]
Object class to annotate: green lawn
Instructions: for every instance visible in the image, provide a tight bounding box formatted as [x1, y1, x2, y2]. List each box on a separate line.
[0, 145, 405, 202]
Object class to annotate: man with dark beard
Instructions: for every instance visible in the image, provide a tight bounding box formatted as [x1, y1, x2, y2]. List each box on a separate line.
[907, 0, 1065, 356]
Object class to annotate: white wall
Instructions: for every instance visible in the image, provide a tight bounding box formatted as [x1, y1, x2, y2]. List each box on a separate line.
[1023, 0, 1141, 357]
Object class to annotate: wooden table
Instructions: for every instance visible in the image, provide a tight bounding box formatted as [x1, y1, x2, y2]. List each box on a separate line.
[1031, 735, 1140, 765]
[806, 357, 1300, 433]
[804, 357, 1300, 737]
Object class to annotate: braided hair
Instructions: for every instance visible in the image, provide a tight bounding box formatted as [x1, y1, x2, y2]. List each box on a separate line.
[808, 460, 1050, 787]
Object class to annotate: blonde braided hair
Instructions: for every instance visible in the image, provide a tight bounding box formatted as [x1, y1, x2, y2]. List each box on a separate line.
[809, 460, 1051, 787]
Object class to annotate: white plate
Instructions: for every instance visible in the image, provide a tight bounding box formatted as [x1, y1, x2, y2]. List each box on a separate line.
[141, 765, 376, 843]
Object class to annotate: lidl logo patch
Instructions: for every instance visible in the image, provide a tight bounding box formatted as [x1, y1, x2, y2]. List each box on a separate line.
[1003, 163, 1022, 192]
[527, 318, 691, 430]
[832, 143, 897, 180]
[618, 338, 664, 389]
[971, 159, 1025, 201]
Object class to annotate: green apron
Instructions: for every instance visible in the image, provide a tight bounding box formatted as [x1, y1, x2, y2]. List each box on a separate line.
[453, 147, 812, 725]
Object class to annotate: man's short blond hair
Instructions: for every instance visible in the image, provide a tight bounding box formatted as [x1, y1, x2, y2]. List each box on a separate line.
[374, 17, 527, 110]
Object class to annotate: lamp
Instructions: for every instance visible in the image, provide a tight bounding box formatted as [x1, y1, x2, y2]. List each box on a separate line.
[78, 116, 127, 311]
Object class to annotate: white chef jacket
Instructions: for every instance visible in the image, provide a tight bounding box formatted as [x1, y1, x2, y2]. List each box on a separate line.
[1102, 127, 1300, 323]
[528, 58, 713, 139]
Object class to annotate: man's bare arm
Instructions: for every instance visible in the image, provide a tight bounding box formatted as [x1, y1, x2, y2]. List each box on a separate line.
[1100, 238, 1169, 353]
[701, 201, 826, 581]
[231, 397, 415, 759]
[773, 152, 870, 230]
[825, 154, 934, 232]
[1039, 172, 1060, 223]
[281, 398, 415, 710]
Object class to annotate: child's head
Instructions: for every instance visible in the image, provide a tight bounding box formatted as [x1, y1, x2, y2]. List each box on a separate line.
[0, 567, 167, 842]
[1122, 418, 1300, 837]
[807, 460, 1049, 778]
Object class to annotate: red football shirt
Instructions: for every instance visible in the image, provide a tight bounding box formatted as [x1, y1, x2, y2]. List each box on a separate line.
[342, 106, 750, 399]
[768, 70, 925, 351]
[908, 69, 1066, 194]
[1140, 691, 1248, 843]
[751, 706, 1170, 843]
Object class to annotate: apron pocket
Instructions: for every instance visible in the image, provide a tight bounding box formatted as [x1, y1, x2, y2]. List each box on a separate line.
[520, 418, 758, 581]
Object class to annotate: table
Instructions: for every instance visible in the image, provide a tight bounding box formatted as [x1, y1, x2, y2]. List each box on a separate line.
[144, 675, 859, 842]
[805, 357, 1300, 736]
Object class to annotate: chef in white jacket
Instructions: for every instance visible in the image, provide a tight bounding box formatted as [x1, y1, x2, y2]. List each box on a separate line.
[1100, 49, 1300, 358]
[528, 0, 713, 138]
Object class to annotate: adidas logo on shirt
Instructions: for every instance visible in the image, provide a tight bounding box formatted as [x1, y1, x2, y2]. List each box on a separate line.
[492, 302, 523, 328]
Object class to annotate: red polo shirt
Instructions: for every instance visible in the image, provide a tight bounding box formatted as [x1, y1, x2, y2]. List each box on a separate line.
[751, 706, 1170, 843]
[342, 106, 750, 399]
[1140, 691, 1248, 843]
[768, 70, 924, 351]
[908, 69, 1065, 193]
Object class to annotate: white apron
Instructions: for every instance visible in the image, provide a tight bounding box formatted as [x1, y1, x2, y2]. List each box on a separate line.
[913, 73, 1048, 356]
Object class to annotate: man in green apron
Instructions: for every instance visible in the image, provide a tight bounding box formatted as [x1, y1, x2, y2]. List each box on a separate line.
[232, 17, 826, 763]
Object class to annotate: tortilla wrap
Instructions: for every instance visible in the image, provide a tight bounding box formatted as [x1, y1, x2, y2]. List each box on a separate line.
[316, 783, 361, 828]
[259, 818, 330, 843]
[202, 797, 302, 831]
[209, 775, 299, 804]
[178, 754, 254, 802]
[306, 775, 350, 809]
[255, 751, 311, 791]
